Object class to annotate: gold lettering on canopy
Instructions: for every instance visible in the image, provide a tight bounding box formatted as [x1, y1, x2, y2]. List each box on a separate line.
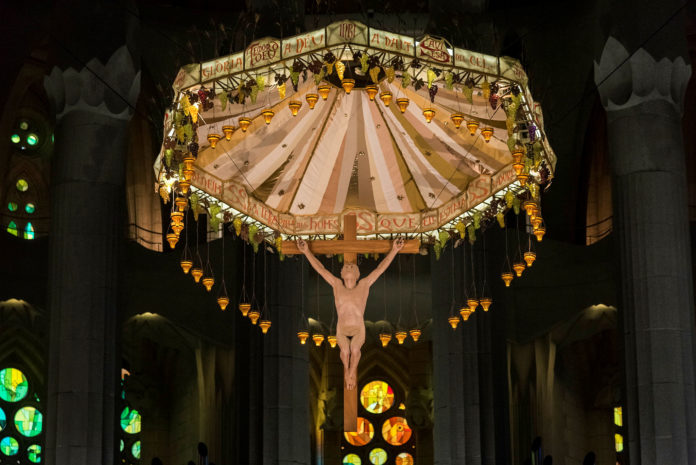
[245, 37, 281, 68]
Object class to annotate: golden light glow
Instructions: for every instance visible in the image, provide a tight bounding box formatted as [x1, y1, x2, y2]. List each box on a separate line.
[259, 319, 271, 334]
[524, 251, 536, 267]
[480, 126, 494, 142]
[328, 335, 337, 348]
[395, 331, 407, 344]
[297, 331, 309, 344]
[313, 333, 325, 347]
[178, 180, 191, 194]
[512, 148, 524, 164]
[175, 197, 188, 212]
[501, 272, 513, 287]
[534, 226, 546, 242]
[166, 233, 179, 249]
[450, 113, 464, 129]
[467, 298, 479, 313]
[423, 108, 436, 123]
[379, 332, 392, 347]
[396, 98, 409, 113]
[207, 133, 221, 148]
[217, 296, 229, 311]
[517, 173, 529, 187]
[222, 125, 235, 141]
[202, 276, 215, 292]
[191, 267, 203, 283]
[180, 259, 193, 274]
[480, 297, 492, 312]
[306, 93, 319, 109]
[466, 120, 479, 135]
[318, 84, 331, 100]
[448, 316, 460, 329]
[182, 169, 194, 181]
[183, 155, 195, 170]
[238, 303, 251, 317]
[341, 79, 355, 94]
[261, 109, 275, 125]
[238, 117, 251, 132]
[365, 85, 378, 101]
[380, 91, 392, 107]
[409, 328, 421, 342]
[459, 307, 471, 321]
[248, 310, 260, 324]
[513, 262, 526, 277]
[288, 100, 302, 116]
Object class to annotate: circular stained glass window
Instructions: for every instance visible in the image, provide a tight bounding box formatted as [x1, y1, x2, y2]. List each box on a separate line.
[26, 134, 39, 147]
[27, 444, 41, 463]
[382, 416, 412, 446]
[132, 440, 141, 459]
[0, 407, 5, 431]
[7, 202, 17, 212]
[344, 417, 374, 446]
[19, 121, 29, 131]
[360, 381, 394, 414]
[396, 452, 414, 465]
[0, 437, 18, 456]
[15, 407, 43, 437]
[25, 203, 35, 214]
[16, 179, 28, 192]
[0, 368, 29, 402]
[369, 448, 387, 465]
[10, 134, 20, 144]
[120, 407, 141, 434]
[343, 453, 361, 465]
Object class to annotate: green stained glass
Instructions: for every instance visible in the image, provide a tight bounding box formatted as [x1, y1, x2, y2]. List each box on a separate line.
[26, 134, 39, 146]
[7, 202, 17, 212]
[0, 437, 18, 456]
[0, 368, 28, 402]
[16, 179, 28, 192]
[132, 440, 141, 459]
[6, 221, 18, 237]
[120, 439, 124, 452]
[27, 444, 41, 463]
[120, 407, 141, 434]
[343, 453, 361, 465]
[19, 121, 29, 131]
[0, 407, 5, 431]
[24, 222, 35, 240]
[10, 134, 20, 144]
[25, 203, 35, 214]
[14, 407, 43, 437]
[369, 448, 387, 465]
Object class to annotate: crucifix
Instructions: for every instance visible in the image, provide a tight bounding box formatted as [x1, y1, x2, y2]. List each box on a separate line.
[282, 213, 419, 432]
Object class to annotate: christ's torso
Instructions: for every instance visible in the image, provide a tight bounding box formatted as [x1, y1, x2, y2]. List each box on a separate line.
[334, 280, 369, 336]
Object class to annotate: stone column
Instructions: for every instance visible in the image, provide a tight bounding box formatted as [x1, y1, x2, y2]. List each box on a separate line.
[43, 45, 140, 465]
[595, 34, 696, 465]
[262, 256, 311, 465]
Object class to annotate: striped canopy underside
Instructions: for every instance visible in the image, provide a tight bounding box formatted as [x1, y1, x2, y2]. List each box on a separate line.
[195, 77, 512, 219]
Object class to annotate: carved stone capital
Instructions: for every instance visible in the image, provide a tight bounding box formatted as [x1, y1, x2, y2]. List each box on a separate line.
[594, 36, 691, 113]
[44, 46, 140, 121]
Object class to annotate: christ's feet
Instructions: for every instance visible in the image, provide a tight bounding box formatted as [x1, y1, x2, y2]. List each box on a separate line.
[345, 370, 357, 390]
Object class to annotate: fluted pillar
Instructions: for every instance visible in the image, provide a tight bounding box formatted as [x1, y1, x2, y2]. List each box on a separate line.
[595, 33, 696, 465]
[44, 46, 140, 465]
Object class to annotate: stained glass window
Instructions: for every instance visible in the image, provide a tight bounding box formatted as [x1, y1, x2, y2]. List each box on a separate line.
[0, 436, 19, 455]
[396, 452, 414, 465]
[27, 444, 41, 463]
[120, 439, 124, 452]
[615, 433, 623, 452]
[16, 179, 28, 192]
[343, 453, 361, 465]
[26, 134, 39, 146]
[25, 203, 35, 214]
[6, 221, 18, 237]
[24, 222, 35, 240]
[360, 381, 394, 414]
[15, 406, 43, 437]
[369, 448, 387, 465]
[614, 407, 622, 427]
[0, 407, 5, 432]
[7, 202, 17, 212]
[0, 368, 28, 402]
[344, 417, 374, 446]
[382, 417, 412, 446]
[132, 440, 141, 459]
[120, 407, 141, 434]
[10, 134, 20, 144]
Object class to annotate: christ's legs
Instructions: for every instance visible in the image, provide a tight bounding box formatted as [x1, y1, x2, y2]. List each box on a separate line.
[346, 326, 365, 390]
[336, 333, 354, 389]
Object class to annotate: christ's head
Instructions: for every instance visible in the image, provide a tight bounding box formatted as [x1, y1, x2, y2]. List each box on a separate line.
[341, 262, 360, 288]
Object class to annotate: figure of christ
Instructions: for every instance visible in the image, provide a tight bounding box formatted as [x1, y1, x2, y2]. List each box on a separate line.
[297, 238, 405, 390]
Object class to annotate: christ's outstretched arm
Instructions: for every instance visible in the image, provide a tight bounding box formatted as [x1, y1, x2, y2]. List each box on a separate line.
[361, 238, 405, 287]
[297, 239, 340, 287]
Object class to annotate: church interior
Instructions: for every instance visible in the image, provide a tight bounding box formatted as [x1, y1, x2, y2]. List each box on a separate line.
[1, 1, 695, 465]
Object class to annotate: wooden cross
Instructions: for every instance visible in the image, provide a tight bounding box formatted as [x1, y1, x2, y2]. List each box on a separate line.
[281, 213, 419, 432]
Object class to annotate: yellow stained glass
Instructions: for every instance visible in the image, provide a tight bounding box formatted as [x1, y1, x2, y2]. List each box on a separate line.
[360, 381, 395, 414]
[344, 417, 374, 446]
[614, 406, 622, 427]
[369, 448, 387, 465]
[396, 452, 414, 465]
[343, 453, 361, 465]
[0, 368, 28, 402]
[382, 416, 412, 446]
[615, 433, 624, 452]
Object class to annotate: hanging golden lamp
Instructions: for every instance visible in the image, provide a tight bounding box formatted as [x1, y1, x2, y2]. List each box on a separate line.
[523, 200, 537, 217]
[448, 316, 460, 329]
[467, 298, 479, 313]
[423, 108, 436, 123]
[409, 328, 421, 342]
[261, 109, 275, 125]
[207, 132, 221, 148]
[170, 210, 184, 224]
[318, 84, 331, 100]
[365, 84, 379, 101]
[459, 307, 472, 321]
[534, 225, 546, 242]
[501, 271, 513, 287]
[171, 222, 184, 235]
[297, 331, 309, 345]
[191, 266, 203, 283]
[512, 261, 526, 277]
[481, 127, 494, 142]
[166, 233, 179, 249]
[248, 309, 261, 324]
[512, 147, 525, 164]
[217, 295, 229, 311]
[238, 302, 251, 317]
[182, 169, 194, 181]
[259, 319, 271, 334]
[450, 113, 464, 129]
[396, 97, 410, 113]
[513, 161, 524, 176]
[183, 154, 195, 170]
[466, 120, 479, 135]
[328, 335, 338, 348]
[531, 216, 543, 230]
[517, 173, 529, 187]
[380, 91, 393, 106]
[175, 196, 188, 212]
[480, 297, 492, 312]
[180, 248, 193, 274]
[341, 78, 355, 94]
[238, 117, 252, 132]
[395, 330, 407, 344]
[288, 100, 302, 116]
[222, 125, 235, 141]
[202, 276, 215, 292]
[312, 333, 325, 347]
[306, 93, 319, 109]
[178, 180, 191, 194]
[379, 332, 392, 347]
[524, 251, 537, 267]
